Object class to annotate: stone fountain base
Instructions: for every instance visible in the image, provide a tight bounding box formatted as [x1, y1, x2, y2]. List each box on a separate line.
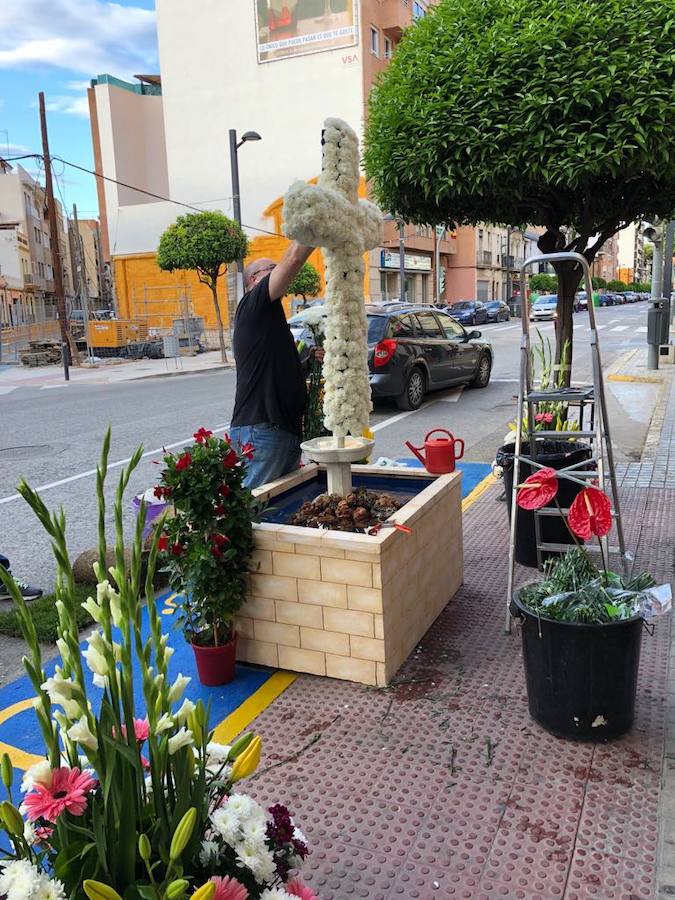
[235, 463, 463, 686]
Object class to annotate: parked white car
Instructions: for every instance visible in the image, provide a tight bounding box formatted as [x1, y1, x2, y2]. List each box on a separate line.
[530, 295, 558, 321]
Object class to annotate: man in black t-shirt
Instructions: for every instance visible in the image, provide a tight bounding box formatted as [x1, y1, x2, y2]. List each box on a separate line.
[230, 241, 315, 489]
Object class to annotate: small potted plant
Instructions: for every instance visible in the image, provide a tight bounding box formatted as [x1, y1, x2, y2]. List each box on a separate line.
[510, 469, 671, 740]
[157, 428, 257, 685]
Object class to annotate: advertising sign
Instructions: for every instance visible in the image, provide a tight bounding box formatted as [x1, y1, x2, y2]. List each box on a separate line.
[255, 0, 358, 64]
[381, 250, 432, 272]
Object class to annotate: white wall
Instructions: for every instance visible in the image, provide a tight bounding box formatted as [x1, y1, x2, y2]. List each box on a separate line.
[156, 0, 364, 230]
[617, 223, 636, 271]
[0, 229, 24, 285]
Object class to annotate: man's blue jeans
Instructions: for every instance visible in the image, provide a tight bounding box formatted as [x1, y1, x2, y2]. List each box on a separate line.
[229, 424, 301, 490]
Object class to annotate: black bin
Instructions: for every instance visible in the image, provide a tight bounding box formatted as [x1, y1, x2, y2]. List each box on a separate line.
[511, 591, 642, 740]
[497, 440, 593, 568]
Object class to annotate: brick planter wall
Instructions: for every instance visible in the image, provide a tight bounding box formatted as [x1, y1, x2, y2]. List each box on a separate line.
[235, 465, 463, 686]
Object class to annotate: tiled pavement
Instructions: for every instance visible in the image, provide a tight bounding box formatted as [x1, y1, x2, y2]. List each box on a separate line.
[616, 378, 675, 489]
[241, 473, 674, 899]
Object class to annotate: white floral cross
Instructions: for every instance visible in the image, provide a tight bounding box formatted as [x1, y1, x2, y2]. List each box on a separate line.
[283, 117, 382, 437]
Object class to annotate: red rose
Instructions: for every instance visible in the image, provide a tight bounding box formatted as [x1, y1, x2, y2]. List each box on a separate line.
[217, 484, 231, 498]
[212, 533, 229, 547]
[516, 467, 559, 510]
[223, 448, 238, 468]
[193, 427, 213, 444]
[568, 488, 612, 540]
[157, 535, 169, 552]
[170, 542, 183, 556]
[175, 452, 192, 471]
[240, 442, 255, 461]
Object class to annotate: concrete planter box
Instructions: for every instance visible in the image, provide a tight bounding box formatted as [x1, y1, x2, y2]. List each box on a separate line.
[235, 464, 463, 686]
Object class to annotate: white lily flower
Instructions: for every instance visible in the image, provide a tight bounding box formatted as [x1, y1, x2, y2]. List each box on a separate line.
[168, 727, 194, 755]
[67, 715, 99, 751]
[167, 673, 190, 703]
[155, 713, 174, 734]
[175, 699, 196, 724]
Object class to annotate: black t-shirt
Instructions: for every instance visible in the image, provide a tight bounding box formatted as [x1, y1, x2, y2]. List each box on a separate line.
[231, 274, 307, 436]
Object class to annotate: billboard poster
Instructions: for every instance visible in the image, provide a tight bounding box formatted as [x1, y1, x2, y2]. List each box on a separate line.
[255, 0, 358, 64]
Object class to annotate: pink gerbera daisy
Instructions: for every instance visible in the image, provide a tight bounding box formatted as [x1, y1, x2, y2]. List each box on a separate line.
[118, 718, 150, 743]
[208, 876, 248, 900]
[23, 767, 96, 822]
[286, 880, 319, 900]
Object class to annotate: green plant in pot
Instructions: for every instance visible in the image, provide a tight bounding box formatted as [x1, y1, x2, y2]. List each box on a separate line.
[511, 468, 670, 741]
[157, 428, 257, 686]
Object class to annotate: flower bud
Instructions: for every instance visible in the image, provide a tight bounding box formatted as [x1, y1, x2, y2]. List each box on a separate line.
[169, 807, 197, 861]
[0, 801, 25, 836]
[191, 884, 216, 900]
[138, 833, 151, 862]
[0, 754, 13, 791]
[230, 736, 262, 783]
[226, 732, 253, 762]
[83, 881, 124, 900]
[166, 881, 189, 900]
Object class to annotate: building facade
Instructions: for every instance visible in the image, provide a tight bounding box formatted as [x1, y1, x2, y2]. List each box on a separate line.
[617, 222, 648, 285]
[69, 218, 104, 307]
[88, 0, 468, 324]
[0, 159, 74, 327]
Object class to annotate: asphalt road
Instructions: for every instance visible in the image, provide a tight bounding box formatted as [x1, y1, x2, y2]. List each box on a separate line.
[0, 301, 657, 590]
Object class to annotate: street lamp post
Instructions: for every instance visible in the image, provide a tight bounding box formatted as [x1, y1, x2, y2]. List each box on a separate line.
[228, 129, 262, 299]
[398, 220, 406, 302]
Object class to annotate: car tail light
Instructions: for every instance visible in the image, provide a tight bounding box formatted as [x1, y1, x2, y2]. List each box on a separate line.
[373, 338, 397, 367]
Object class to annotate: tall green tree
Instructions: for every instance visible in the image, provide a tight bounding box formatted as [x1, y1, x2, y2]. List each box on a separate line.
[364, 0, 675, 382]
[287, 262, 322, 303]
[157, 211, 248, 362]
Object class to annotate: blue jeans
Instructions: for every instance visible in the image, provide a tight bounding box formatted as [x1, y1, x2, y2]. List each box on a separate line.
[229, 424, 301, 490]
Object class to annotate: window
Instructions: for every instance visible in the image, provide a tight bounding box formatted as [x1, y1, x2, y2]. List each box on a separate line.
[34, 226, 41, 244]
[476, 279, 490, 301]
[437, 313, 466, 341]
[384, 37, 392, 59]
[370, 26, 379, 56]
[390, 315, 416, 338]
[413, 2, 426, 19]
[414, 311, 443, 338]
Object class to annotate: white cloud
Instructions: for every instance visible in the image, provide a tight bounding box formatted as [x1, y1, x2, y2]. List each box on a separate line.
[1, 142, 32, 156]
[0, 1, 157, 80]
[45, 95, 91, 118]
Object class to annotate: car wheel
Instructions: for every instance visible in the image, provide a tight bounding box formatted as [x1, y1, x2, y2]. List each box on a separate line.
[396, 367, 425, 410]
[470, 353, 491, 389]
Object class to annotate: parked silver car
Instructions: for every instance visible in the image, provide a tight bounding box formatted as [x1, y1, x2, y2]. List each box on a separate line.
[530, 295, 558, 321]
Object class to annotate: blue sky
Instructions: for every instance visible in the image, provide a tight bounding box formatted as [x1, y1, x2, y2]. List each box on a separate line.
[0, 0, 158, 219]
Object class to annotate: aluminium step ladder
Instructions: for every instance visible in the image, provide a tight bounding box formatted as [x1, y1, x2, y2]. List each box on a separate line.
[505, 251, 630, 633]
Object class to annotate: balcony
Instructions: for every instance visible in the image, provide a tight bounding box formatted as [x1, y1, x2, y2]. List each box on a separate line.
[382, 0, 411, 39]
[479, 250, 493, 266]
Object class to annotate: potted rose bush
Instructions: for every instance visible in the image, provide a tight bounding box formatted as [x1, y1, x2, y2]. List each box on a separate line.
[510, 469, 670, 740]
[0, 429, 316, 900]
[156, 429, 256, 686]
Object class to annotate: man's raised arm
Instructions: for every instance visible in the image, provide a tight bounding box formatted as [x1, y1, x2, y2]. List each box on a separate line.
[268, 242, 314, 301]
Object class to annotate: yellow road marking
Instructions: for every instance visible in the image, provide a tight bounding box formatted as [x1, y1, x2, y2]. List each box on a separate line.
[0, 698, 45, 770]
[212, 671, 297, 744]
[461, 473, 497, 512]
[607, 374, 663, 384]
[161, 592, 177, 615]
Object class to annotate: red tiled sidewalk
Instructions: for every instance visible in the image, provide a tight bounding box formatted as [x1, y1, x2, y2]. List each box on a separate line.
[245, 482, 672, 899]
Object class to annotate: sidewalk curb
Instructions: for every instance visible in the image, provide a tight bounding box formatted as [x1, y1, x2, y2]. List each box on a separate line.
[127, 363, 234, 382]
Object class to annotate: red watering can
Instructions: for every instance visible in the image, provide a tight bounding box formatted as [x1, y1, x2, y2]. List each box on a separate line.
[405, 428, 465, 474]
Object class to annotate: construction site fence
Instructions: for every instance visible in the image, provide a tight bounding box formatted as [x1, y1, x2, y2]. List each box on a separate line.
[0, 321, 61, 364]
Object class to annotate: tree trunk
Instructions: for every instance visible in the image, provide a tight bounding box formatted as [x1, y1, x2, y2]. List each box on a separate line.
[209, 280, 228, 363]
[550, 260, 581, 387]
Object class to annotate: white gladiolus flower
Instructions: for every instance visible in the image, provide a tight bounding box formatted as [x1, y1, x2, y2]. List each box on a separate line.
[61, 698, 82, 720]
[21, 760, 53, 793]
[41, 671, 76, 704]
[155, 713, 174, 734]
[167, 673, 190, 703]
[92, 673, 107, 689]
[96, 580, 123, 627]
[81, 597, 103, 624]
[167, 727, 194, 755]
[67, 715, 99, 751]
[55, 639, 71, 665]
[83, 643, 108, 678]
[164, 646, 175, 662]
[175, 699, 196, 724]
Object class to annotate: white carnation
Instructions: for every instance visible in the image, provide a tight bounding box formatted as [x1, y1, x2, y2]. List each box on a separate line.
[206, 741, 232, 762]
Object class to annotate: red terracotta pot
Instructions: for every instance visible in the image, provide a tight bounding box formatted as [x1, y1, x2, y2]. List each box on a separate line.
[191, 632, 237, 686]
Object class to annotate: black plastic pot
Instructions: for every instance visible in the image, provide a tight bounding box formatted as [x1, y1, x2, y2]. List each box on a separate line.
[496, 439, 593, 568]
[511, 590, 643, 741]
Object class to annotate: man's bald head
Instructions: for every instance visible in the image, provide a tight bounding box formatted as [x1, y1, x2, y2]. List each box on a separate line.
[244, 258, 276, 290]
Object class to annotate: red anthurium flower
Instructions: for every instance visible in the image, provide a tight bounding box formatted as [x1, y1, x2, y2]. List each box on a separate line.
[516, 467, 559, 510]
[212, 533, 230, 548]
[223, 448, 238, 468]
[175, 451, 192, 471]
[170, 542, 183, 556]
[217, 483, 231, 498]
[240, 442, 255, 461]
[157, 535, 169, 552]
[568, 487, 612, 539]
[211, 546, 222, 559]
[535, 412, 554, 424]
[214, 502, 226, 516]
[193, 427, 213, 444]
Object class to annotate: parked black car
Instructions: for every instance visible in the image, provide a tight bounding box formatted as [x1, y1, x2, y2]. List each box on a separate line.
[288, 304, 494, 411]
[597, 293, 616, 307]
[445, 300, 488, 326]
[483, 300, 511, 323]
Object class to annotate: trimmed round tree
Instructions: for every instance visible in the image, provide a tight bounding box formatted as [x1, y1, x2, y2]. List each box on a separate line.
[287, 262, 322, 303]
[157, 211, 249, 362]
[364, 0, 675, 381]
